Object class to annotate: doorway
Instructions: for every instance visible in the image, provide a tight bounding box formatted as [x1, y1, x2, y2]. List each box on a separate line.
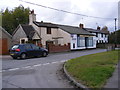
[85, 37, 88, 48]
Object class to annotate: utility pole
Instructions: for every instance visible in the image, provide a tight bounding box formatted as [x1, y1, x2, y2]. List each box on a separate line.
[115, 18, 117, 31]
[114, 18, 117, 48]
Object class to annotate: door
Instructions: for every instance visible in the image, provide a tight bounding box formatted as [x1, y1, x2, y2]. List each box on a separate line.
[85, 37, 88, 48]
[24, 44, 33, 57]
[31, 44, 42, 56]
[0, 38, 8, 55]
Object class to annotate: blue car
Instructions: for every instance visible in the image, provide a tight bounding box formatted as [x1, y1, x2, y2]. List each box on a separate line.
[9, 44, 48, 59]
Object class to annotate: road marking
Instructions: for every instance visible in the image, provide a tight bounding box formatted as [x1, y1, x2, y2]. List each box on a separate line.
[42, 63, 50, 65]
[2, 60, 67, 72]
[33, 64, 42, 67]
[8, 68, 19, 71]
[51, 61, 58, 64]
[23, 66, 32, 69]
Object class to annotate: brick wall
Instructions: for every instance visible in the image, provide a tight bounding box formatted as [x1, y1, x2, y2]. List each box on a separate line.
[48, 43, 70, 53]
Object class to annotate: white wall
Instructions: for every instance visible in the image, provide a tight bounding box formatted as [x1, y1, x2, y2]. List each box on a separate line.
[71, 34, 96, 50]
[95, 32, 108, 43]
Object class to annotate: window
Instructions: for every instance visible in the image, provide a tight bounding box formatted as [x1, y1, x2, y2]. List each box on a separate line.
[12, 45, 19, 49]
[47, 27, 51, 34]
[31, 44, 40, 50]
[25, 44, 32, 50]
[88, 37, 93, 46]
[21, 39, 25, 44]
[77, 36, 80, 47]
[101, 33, 103, 37]
[77, 36, 85, 47]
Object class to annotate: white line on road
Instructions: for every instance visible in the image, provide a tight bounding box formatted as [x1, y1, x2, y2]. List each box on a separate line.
[23, 66, 32, 69]
[2, 60, 67, 72]
[7, 68, 19, 71]
[42, 63, 50, 65]
[33, 64, 42, 67]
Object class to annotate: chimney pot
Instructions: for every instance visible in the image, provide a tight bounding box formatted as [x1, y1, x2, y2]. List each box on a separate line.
[79, 23, 84, 29]
[31, 10, 34, 14]
[97, 26, 100, 30]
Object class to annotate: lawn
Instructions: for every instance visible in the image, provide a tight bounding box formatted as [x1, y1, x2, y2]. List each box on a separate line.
[65, 50, 119, 88]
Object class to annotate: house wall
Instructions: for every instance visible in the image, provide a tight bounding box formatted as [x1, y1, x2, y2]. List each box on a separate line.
[95, 32, 108, 43]
[0, 29, 12, 49]
[57, 28, 71, 45]
[39, 27, 71, 48]
[0, 28, 12, 54]
[12, 26, 27, 45]
[71, 34, 96, 50]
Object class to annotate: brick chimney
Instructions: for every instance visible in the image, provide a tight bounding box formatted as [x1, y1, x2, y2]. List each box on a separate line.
[79, 23, 84, 29]
[97, 26, 101, 30]
[29, 10, 36, 25]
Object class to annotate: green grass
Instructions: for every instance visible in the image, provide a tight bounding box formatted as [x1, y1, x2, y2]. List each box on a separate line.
[65, 50, 119, 88]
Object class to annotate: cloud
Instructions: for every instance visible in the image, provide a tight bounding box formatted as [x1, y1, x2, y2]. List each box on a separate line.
[0, 0, 119, 32]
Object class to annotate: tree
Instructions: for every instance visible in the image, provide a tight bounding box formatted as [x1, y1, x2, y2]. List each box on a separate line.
[108, 30, 120, 44]
[2, 5, 30, 34]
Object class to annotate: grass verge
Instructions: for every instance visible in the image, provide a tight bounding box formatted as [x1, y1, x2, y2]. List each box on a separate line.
[65, 50, 119, 88]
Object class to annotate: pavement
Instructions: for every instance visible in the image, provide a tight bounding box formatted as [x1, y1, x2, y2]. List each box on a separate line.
[104, 61, 119, 89]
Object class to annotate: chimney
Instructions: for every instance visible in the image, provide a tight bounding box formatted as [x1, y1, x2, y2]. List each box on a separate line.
[97, 26, 100, 30]
[79, 23, 84, 29]
[29, 10, 36, 25]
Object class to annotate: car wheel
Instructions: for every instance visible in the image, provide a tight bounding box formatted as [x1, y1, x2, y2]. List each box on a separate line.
[42, 52, 47, 57]
[20, 53, 26, 59]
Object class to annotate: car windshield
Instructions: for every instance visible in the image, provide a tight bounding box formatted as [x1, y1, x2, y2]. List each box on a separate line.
[12, 45, 19, 49]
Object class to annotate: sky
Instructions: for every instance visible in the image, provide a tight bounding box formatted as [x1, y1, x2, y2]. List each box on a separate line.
[0, 0, 120, 32]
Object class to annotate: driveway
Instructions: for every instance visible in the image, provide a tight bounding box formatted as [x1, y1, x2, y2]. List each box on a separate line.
[2, 49, 106, 88]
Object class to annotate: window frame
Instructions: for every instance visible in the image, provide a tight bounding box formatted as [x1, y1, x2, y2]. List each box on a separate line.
[47, 27, 51, 34]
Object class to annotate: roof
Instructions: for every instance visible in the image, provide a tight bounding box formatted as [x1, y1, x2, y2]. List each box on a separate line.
[85, 27, 109, 34]
[20, 25, 36, 39]
[57, 25, 94, 35]
[33, 21, 94, 35]
[33, 21, 109, 35]
[0, 26, 12, 38]
[33, 21, 58, 28]
[84, 28, 101, 33]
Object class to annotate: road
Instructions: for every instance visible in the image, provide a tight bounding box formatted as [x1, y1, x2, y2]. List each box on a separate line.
[2, 49, 106, 88]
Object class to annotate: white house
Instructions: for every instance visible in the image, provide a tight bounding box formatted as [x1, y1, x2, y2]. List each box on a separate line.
[85, 26, 109, 44]
[12, 10, 109, 51]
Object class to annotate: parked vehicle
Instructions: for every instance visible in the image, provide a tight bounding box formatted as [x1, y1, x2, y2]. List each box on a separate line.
[9, 44, 48, 59]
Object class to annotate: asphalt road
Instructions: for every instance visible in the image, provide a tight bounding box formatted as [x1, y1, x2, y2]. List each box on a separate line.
[2, 49, 107, 88]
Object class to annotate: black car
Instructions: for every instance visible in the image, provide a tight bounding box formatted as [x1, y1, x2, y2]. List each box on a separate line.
[9, 44, 48, 59]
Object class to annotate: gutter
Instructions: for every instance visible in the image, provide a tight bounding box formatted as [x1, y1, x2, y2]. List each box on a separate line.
[63, 62, 90, 90]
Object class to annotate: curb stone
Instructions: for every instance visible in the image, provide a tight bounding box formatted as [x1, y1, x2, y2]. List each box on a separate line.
[63, 62, 90, 90]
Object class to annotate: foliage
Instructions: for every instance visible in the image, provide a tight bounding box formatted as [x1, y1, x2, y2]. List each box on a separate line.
[65, 50, 119, 88]
[108, 30, 120, 44]
[1, 5, 30, 34]
[0, 12, 2, 26]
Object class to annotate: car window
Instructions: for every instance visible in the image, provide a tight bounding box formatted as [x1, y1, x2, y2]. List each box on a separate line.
[12, 45, 19, 49]
[25, 44, 32, 50]
[31, 44, 40, 50]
